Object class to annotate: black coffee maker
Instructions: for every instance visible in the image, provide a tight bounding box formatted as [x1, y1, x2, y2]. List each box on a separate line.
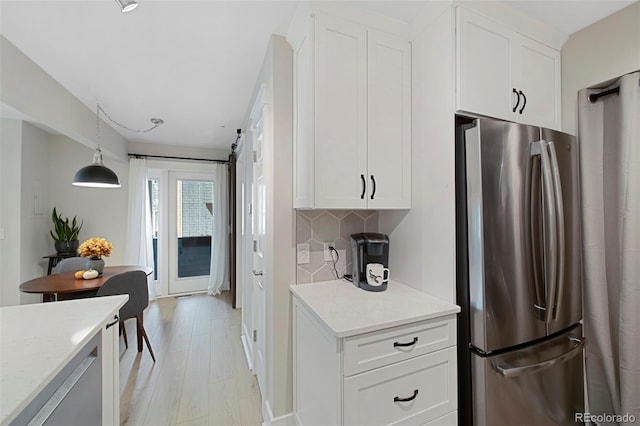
[350, 233, 390, 292]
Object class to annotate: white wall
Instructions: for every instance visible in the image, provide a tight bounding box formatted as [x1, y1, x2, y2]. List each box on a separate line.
[20, 123, 52, 304]
[49, 135, 129, 266]
[0, 120, 56, 306]
[379, 6, 456, 304]
[561, 1, 640, 135]
[0, 119, 23, 306]
[0, 35, 128, 161]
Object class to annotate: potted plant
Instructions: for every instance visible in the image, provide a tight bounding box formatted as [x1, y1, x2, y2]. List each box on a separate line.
[78, 237, 112, 275]
[50, 207, 83, 253]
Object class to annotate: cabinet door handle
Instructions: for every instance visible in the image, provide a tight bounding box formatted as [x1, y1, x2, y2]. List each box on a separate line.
[512, 88, 520, 113]
[370, 175, 376, 200]
[106, 315, 119, 329]
[360, 174, 366, 199]
[394, 389, 419, 403]
[393, 337, 418, 347]
[518, 90, 527, 114]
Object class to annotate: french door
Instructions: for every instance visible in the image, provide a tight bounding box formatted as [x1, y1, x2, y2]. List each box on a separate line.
[168, 171, 215, 295]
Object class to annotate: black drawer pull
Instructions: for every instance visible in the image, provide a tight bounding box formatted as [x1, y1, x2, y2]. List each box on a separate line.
[512, 88, 520, 112]
[393, 337, 418, 348]
[394, 389, 419, 403]
[360, 174, 366, 199]
[106, 315, 119, 329]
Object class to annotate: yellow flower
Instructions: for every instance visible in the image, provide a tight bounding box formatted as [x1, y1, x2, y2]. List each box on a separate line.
[78, 237, 113, 259]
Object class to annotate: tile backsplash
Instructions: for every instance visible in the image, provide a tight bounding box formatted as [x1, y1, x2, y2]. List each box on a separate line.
[296, 210, 379, 284]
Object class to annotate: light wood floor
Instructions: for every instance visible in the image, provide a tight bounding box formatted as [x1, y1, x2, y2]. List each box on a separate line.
[118, 292, 263, 426]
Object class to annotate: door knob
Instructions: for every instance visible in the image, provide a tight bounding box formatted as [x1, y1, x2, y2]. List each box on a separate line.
[252, 270, 263, 276]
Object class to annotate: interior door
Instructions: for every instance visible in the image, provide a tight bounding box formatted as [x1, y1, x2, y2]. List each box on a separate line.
[239, 133, 255, 369]
[168, 171, 215, 295]
[252, 99, 267, 394]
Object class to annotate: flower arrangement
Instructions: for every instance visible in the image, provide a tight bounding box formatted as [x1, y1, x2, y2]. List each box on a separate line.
[78, 237, 113, 259]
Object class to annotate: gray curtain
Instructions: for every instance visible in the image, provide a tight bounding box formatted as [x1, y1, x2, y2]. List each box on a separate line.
[578, 71, 640, 423]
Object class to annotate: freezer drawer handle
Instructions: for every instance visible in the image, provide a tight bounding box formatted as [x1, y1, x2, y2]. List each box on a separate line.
[394, 389, 419, 403]
[393, 337, 418, 348]
[493, 336, 585, 378]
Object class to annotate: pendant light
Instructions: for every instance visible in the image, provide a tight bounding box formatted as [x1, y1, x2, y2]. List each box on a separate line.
[114, 0, 138, 13]
[72, 105, 122, 188]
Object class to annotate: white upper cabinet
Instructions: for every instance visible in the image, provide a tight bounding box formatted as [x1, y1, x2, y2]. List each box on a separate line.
[456, 7, 561, 130]
[367, 32, 411, 209]
[289, 11, 411, 209]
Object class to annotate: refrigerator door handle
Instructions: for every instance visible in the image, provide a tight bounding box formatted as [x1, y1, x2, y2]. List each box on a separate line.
[547, 141, 565, 320]
[531, 140, 558, 324]
[492, 336, 585, 378]
[527, 154, 545, 319]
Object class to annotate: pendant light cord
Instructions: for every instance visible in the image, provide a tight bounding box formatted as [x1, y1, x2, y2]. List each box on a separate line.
[97, 103, 163, 134]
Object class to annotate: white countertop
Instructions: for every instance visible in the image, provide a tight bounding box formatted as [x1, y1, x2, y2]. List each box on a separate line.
[290, 280, 460, 338]
[0, 295, 128, 425]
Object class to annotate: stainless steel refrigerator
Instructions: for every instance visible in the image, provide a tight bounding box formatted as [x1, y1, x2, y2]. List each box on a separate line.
[455, 117, 585, 425]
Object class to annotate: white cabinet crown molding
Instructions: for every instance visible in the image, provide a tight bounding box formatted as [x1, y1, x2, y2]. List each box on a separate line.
[453, 1, 569, 49]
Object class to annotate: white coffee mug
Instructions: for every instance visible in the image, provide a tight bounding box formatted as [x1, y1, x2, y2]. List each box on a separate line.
[366, 263, 390, 287]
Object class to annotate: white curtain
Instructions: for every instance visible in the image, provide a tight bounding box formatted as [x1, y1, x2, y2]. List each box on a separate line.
[207, 163, 229, 295]
[125, 158, 156, 300]
[578, 71, 639, 422]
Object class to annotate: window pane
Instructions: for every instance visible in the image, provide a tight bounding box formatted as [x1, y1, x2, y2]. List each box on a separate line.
[176, 180, 213, 278]
[148, 179, 159, 281]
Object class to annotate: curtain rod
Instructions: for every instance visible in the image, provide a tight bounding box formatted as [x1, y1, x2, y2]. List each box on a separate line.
[589, 86, 619, 103]
[128, 153, 229, 164]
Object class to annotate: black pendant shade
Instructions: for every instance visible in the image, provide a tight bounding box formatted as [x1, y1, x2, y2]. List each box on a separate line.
[72, 147, 121, 188]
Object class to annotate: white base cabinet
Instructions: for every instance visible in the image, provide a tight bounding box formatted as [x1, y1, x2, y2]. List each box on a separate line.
[0, 296, 127, 426]
[292, 281, 459, 426]
[456, 6, 561, 130]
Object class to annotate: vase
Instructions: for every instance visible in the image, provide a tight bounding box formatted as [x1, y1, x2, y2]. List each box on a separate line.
[85, 257, 105, 275]
[55, 240, 79, 254]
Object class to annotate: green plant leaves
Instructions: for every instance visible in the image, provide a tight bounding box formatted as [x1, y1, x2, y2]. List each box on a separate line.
[50, 207, 83, 242]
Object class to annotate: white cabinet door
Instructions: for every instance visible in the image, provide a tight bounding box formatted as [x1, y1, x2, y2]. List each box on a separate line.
[367, 31, 411, 209]
[456, 7, 562, 129]
[314, 14, 368, 209]
[512, 34, 561, 129]
[456, 7, 513, 122]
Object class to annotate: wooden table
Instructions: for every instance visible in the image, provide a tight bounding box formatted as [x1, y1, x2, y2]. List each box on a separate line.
[20, 265, 153, 302]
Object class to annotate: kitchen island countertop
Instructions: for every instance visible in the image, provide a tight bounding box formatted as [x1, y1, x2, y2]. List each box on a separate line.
[0, 295, 128, 425]
[290, 279, 459, 338]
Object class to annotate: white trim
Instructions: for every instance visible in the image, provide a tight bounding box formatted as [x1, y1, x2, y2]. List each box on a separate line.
[263, 400, 297, 426]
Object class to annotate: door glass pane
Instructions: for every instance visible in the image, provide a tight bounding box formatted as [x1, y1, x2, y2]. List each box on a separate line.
[148, 178, 159, 281]
[176, 179, 213, 278]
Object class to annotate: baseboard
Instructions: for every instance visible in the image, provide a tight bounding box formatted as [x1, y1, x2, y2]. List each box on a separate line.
[240, 333, 254, 371]
[263, 399, 297, 426]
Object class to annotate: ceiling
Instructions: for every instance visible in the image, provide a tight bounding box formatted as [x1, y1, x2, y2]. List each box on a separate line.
[0, 0, 636, 151]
